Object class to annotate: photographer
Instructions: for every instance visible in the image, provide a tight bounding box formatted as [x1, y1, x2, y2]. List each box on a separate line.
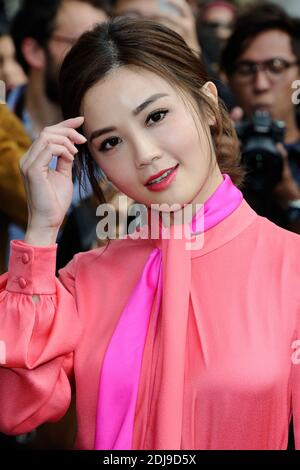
[221, 2, 300, 233]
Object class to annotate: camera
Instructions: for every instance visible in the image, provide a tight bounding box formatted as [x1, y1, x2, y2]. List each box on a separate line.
[235, 110, 286, 191]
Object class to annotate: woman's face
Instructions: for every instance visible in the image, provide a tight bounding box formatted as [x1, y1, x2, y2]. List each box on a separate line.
[82, 66, 223, 210]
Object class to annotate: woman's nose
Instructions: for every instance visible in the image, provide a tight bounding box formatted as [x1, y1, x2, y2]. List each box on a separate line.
[133, 134, 162, 168]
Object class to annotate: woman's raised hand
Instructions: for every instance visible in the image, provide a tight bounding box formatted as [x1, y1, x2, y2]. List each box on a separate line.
[20, 117, 87, 245]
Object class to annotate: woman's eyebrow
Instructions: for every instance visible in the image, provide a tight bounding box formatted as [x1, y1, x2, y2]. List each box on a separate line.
[89, 93, 169, 142]
[89, 126, 116, 143]
[133, 93, 169, 116]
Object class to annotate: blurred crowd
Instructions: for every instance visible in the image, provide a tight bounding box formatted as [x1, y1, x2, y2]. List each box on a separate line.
[0, 0, 300, 449]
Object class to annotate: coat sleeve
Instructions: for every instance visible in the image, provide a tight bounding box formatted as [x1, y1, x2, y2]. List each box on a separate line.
[0, 240, 82, 435]
[292, 310, 300, 449]
[0, 105, 31, 227]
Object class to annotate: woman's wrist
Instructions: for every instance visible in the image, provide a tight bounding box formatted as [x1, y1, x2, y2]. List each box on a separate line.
[24, 226, 59, 246]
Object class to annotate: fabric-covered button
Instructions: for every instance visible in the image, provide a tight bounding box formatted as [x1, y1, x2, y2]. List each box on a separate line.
[22, 253, 30, 264]
[18, 277, 27, 288]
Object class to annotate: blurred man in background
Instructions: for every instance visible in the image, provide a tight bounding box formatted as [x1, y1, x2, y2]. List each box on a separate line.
[221, 2, 300, 233]
[113, 0, 235, 108]
[4, 0, 109, 271]
[198, 0, 236, 75]
[10, 0, 109, 137]
[112, 0, 201, 55]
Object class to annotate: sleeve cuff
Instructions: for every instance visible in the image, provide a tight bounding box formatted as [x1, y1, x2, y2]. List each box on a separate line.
[7, 240, 58, 294]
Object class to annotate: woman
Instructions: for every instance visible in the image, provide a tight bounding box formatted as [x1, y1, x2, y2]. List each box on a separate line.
[0, 18, 299, 450]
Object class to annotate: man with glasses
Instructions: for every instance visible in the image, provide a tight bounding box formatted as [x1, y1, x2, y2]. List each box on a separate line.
[221, 2, 300, 234]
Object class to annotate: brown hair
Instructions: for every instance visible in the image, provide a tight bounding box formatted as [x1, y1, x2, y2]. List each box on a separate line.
[59, 16, 244, 204]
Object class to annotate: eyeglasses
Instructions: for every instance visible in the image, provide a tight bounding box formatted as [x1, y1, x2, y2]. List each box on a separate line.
[50, 33, 78, 46]
[233, 58, 299, 83]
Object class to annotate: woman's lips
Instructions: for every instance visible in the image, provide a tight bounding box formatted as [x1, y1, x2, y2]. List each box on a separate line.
[145, 164, 179, 192]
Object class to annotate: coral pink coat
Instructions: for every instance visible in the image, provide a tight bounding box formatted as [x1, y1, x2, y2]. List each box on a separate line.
[0, 199, 300, 449]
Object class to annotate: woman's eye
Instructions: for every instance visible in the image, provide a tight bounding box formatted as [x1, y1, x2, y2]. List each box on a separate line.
[146, 110, 169, 126]
[99, 136, 121, 152]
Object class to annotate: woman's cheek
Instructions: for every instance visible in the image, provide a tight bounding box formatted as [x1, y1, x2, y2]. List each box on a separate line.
[164, 116, 199, 152]
[157, 127, 186, 156]
[108, 168, 135, 193]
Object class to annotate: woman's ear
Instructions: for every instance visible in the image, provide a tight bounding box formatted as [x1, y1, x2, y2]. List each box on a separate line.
[201, 81, 218, 126]
[201, 81, 218, 104]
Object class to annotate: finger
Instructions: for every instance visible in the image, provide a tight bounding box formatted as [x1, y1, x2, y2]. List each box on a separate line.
[276, 143, 288, 159]
[40, 133, 79, 156]
[19, 148, 32, 169]
[21, 133, 78, 171]
[25, 143, 74, 176]
[42, 126, 87, 144]
[51, 116, 85, 129]
[230, 106, 244, 123]
[20, 136, 56, 171]
[55, 149, 75, 177]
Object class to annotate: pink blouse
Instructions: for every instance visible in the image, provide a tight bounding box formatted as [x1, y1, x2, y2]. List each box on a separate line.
[0, 191, 300, 449]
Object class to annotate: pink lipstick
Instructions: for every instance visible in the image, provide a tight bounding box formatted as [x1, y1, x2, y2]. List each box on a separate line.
[144, 164, 179, 192]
